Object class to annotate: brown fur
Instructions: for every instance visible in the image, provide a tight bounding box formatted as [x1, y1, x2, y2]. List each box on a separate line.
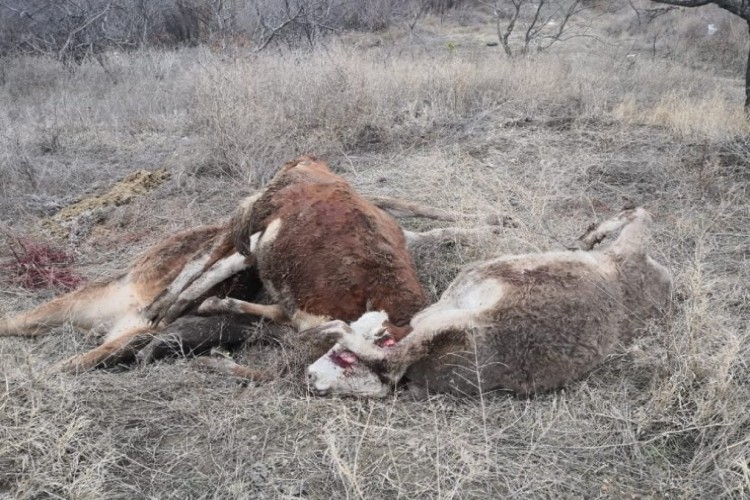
[143, 156, 490, 329]
[224, 156, 428, 327]
[2, 155, 493, 375]
[0, 225, 262, 372]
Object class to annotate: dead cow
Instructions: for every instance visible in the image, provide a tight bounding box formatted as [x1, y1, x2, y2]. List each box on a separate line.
[0, 225, 262, 372]
[2, 156, 499, 373]
[144, 156, 503, 376]
[307, 207, 673, 397]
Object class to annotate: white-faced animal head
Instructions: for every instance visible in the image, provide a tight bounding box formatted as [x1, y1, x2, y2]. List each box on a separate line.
[307, 311, 394, 398]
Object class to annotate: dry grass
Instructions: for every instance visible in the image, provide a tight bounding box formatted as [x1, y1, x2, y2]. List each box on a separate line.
[1, 7, 749, 499]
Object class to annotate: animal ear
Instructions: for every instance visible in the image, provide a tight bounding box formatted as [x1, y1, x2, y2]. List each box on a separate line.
[231, 196, 256, 256]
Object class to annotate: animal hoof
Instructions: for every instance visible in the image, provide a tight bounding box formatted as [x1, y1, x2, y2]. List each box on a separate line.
[51, 356, 83, 374]
[197, 297, 224, 315]
[192, 356, 234, 372]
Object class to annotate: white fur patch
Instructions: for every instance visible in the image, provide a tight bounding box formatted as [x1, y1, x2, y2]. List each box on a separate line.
[172, 252, 250, 304]
[248, 232, 262, 253]
[350, 311, 389, 336]
[307, 352, 390, 398]
[164, 253, 211, 297]
[239, 193, 261, 212]
[259, 218, 282, 248]
[452, 278, 504, 311]
[307, 311, 392, 398]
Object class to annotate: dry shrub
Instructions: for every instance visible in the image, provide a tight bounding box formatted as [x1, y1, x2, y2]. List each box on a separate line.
[616, 1, 749, 75]
[190, 46, 618, 181]
[614, 91, 750, 141]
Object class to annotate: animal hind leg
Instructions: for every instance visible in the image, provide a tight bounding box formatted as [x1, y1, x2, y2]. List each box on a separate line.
[0, 281, 118, 337]
[403, 226, 501, 247]
[53, 324, 156, 374]
[607, 207, 654, 257]
[197, 297, 289, 324]
[367, 195, 513, 226]
[150, 252, 254, 326]
[144, 228, 241, 325]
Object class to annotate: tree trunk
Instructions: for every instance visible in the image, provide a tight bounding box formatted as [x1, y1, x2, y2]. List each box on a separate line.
[746, 19, 750, 111]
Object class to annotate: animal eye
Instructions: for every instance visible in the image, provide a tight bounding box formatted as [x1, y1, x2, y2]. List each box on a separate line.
[373, 327, 387, 338]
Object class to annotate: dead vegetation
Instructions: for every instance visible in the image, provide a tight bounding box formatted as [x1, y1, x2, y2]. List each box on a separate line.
[0, 3, 749, 499]
[1, 237, 85, 291]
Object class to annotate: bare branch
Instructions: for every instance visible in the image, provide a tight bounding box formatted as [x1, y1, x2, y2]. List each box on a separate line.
[57, 1, 112, 61]
[254, 5, 305, 52]
[649, 0, 711, 5]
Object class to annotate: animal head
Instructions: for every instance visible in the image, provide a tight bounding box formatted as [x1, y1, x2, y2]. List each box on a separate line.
[307, 311, 394, 398]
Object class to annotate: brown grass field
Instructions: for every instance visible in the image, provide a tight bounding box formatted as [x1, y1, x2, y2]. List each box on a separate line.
[1, 4, 749, 499]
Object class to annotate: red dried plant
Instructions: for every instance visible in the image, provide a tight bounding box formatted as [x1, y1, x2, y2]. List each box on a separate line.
[2, 237, 86, 291]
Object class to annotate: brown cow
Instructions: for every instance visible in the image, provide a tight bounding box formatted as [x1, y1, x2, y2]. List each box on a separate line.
[2, 156, 502, 373]
[147, 155, 498, 333]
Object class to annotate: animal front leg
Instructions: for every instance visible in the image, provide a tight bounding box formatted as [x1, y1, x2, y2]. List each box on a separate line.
[574, 206, 648, 251]
[154, 252, 253, 326]
[197, 297, 289, 324]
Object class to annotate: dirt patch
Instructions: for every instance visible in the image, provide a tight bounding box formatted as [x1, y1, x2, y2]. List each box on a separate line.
[40, 169, 170, 239]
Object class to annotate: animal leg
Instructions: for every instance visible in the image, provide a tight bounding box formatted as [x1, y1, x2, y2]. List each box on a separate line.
[606, 207, 654, 257]
[144, 230, 241, 325]
[230, 193, 263, 256]
[1, 281, 124, 337]
[153, 252, 254, 326]
[403, 226, 502, 247]
[197, 297, 289, 324]
[192, 355, 274, 381]
[367, 195, 513, 226]
[53, 324, 156, 374]
[136, 314, 260, 364]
